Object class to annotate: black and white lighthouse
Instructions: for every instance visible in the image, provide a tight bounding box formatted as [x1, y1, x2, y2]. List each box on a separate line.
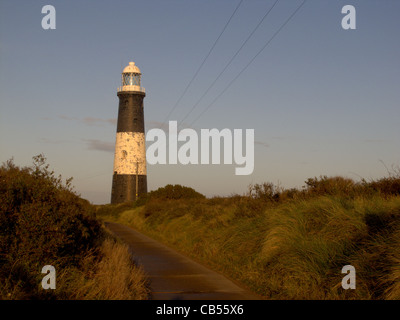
[111, 61, 147, 204]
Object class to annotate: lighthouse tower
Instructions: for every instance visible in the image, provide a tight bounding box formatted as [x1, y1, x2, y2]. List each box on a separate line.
[111, 61, 147, 204]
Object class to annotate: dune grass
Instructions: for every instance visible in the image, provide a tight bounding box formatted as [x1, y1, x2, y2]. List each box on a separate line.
[97, 181, 400, 300]
[53, 234, 150, 300]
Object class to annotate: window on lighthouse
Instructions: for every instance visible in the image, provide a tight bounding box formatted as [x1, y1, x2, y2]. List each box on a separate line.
[121, 150, 127, 159]
[123, 73, 140, 86]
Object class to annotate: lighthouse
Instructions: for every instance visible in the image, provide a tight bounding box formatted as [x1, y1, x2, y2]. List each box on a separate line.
[111, 61, 147, 204]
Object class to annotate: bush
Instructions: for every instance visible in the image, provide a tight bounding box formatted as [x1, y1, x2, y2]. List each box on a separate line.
[247, 183, 304, 204]
[247, 182, 278, 201]
[304, 176, 356, 196]
[147, 184, 205, 201]
[303, 174, 400, 199]
[364, 177, 400, 197]
[0, 155, 102, 299]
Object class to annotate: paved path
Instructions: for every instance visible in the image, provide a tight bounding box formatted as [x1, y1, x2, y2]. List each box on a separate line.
[105, 221, 261, 300]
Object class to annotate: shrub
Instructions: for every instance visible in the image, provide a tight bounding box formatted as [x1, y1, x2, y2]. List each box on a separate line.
[246, 183, 304, 204]
[0, 155, 102, 299]
[364, 177, 400, 197]
[247, 182, 278, 201]
[304, 175, 356, 196]
[147, 184, 205, 201]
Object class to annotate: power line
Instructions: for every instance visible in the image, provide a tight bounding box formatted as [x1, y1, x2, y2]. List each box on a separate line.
[161, 0, 244, 128]
[188, 0, 307, 127]
[178, 0, 280, 128]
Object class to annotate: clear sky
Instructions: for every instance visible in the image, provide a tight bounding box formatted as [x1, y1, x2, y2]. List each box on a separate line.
[1, 0, 399, 204]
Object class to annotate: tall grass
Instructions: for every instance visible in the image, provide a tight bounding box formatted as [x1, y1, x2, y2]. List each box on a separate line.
[54, 236, 149, 300]
[258, 196, 400, 299]
[98, 178, 400, 300]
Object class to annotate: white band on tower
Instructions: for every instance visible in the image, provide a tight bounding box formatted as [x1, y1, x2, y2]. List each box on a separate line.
[113, 132, 147, 175]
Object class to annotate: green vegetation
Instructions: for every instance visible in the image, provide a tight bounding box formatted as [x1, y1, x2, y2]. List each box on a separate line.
[146, 184, 205, 200]
[0, 155, 149, 300]
[98, 176, 400, 300]
[4, 153, 398, 300]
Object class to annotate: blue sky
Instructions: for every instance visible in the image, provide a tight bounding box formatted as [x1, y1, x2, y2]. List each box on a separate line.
[0, 0, 399, 204]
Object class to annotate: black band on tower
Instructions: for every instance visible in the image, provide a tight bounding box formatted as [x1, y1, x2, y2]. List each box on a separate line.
[116, 91, 146, 133]
[111, 174, 147, 203]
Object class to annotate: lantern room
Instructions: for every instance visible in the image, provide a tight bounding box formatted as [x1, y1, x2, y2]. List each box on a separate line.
[118, 61, 145, 93]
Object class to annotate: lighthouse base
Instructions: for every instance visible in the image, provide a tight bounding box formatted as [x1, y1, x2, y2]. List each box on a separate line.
[111, 173, 148, 204]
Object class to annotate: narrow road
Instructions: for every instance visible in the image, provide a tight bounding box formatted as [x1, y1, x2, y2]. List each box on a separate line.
[105, 221, 261, 300]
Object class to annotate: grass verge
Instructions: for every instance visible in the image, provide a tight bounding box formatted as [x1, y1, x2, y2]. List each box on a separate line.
[97, 192, 400, 300]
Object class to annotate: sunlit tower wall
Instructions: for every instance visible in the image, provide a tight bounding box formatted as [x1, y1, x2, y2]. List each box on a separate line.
[111, 61, 147, 204]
